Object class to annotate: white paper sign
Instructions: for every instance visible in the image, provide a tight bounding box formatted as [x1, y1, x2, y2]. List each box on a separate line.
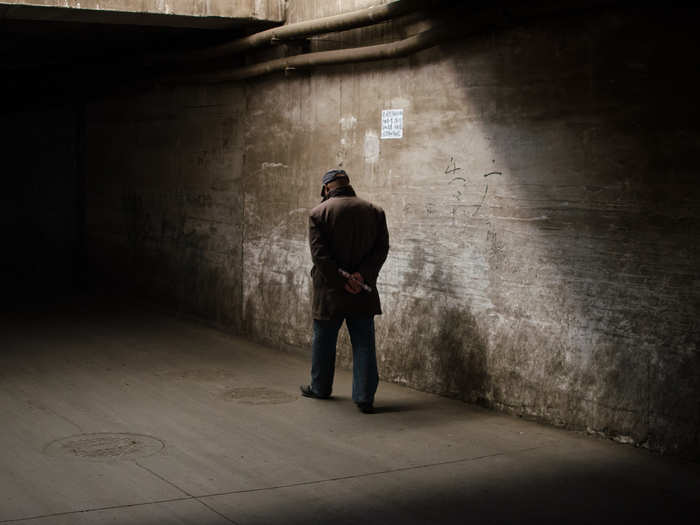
[381, 109, 403, 139]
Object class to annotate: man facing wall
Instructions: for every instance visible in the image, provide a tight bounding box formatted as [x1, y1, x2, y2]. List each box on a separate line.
[300, 169, 390, 413]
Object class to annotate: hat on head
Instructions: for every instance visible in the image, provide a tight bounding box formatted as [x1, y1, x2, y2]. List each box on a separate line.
[322, 169, 348, 185]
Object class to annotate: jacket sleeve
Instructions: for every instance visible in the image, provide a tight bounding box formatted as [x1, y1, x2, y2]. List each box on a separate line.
[357, 208, 390, 285]
[309, 212, 346, 290]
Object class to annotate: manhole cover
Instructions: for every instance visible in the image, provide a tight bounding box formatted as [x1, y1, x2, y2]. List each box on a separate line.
[221, 387, 297, 405]
[43, 433, 165, 461]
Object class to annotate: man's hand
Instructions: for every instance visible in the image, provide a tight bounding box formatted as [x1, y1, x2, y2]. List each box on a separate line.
[344, 272, 364, 295]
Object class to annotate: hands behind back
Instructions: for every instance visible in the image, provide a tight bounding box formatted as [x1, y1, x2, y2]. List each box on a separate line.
[344, 272, 364, 295]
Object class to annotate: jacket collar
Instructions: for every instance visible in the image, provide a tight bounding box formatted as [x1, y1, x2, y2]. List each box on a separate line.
[327, 185, 356, 199]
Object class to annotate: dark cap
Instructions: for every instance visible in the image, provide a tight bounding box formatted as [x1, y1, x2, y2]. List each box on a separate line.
[322, 169, 348, 185]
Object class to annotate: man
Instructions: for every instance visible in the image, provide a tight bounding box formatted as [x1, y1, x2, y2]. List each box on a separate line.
[300, 169, 390, 413]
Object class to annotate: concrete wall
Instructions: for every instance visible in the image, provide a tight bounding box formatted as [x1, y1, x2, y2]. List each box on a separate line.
[1, 105, 82, 301]
[85, 85, 246, 327]
[0, 0, 286, 23]
[85, 5, 700, 457]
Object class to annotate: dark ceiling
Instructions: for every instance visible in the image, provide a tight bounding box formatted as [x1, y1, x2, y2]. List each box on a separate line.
[0, 5, 275, 110]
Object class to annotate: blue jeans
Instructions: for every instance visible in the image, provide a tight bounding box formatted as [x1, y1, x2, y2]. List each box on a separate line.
[310, 316, 378, 405]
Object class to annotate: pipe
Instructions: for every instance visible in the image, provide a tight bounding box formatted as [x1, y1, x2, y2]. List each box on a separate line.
[162, 0, 433, 62]
[183, 25, 452, 83]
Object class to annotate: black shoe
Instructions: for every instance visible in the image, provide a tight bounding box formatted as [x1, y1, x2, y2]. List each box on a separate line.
[300, 385, 329, 399]
[356, 402, 374, 414]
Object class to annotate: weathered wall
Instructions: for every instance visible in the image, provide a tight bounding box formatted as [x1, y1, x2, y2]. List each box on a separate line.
[0, 0, 286, 23]
[1, 105, 82, 301]
[240, 5, 700, 456]
[85, 85, 246, 328]
[85, 4, 700, 457]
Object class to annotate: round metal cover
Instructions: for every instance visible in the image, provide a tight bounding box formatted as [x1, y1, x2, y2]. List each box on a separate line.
[43, 433, 165, 461]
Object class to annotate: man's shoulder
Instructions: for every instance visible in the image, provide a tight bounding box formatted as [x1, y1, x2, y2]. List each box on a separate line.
[310, 195, 384, 217]
[334, 195, 383, 212]
[353, 197, 385, 216]
[310, 200, 330, 217]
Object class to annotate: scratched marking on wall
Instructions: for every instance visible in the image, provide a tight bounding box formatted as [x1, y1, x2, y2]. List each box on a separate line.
[445, 157, 461, 175]
[441, 158, 503, 216]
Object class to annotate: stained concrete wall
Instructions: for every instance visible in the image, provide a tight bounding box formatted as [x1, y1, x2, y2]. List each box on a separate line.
[1, 105, 83, 301]
[85, 85, 245, 327]
[85, 5, 700, 457]
[1, 0, 286, 24]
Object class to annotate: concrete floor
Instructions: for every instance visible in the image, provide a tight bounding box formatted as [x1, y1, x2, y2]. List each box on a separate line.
[1, 300, 698, 525]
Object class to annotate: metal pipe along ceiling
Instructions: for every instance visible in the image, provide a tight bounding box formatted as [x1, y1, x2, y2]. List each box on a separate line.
[168, 0, 434, 62]
[189, 24, 453, 82]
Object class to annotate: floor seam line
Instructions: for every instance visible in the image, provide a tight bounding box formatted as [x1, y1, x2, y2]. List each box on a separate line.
[195, 499, 241, 525]
[197, 444, 547, 499]
[135, 462, 193, 498]
[0, 497, 193, 524]
[135, 462, 240, 525]
[0, 445, 549, 523]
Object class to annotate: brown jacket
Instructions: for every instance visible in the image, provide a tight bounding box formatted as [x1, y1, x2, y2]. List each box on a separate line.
[309, 186, 389, 320]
